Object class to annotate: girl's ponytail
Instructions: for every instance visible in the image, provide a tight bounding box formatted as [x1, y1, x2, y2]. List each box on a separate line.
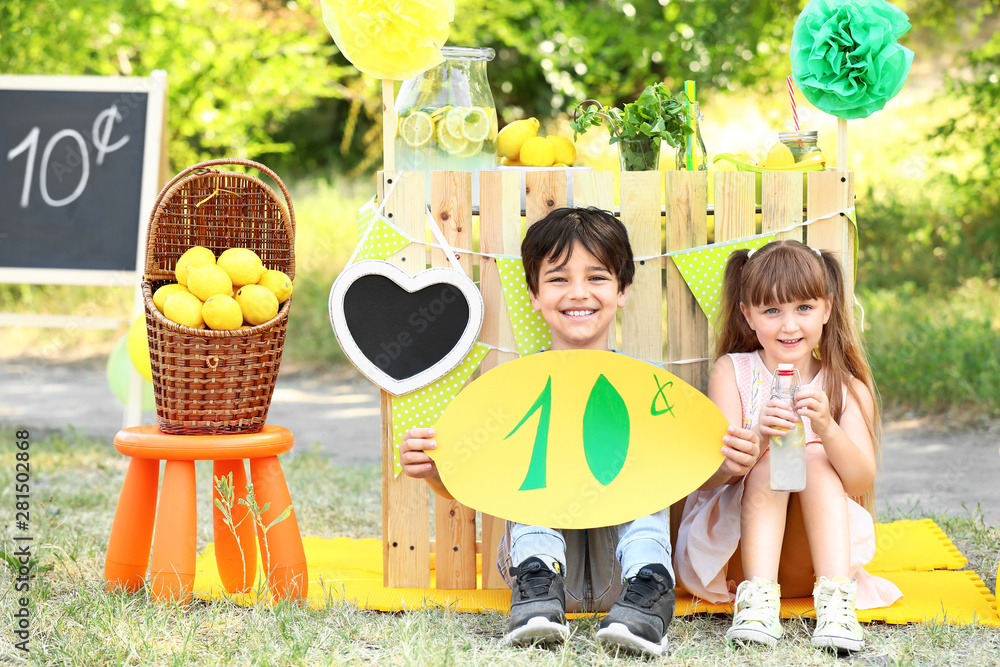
[715, 249, 760, 357]
[817, 248, 882, 514]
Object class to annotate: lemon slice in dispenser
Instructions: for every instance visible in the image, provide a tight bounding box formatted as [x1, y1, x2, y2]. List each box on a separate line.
[461, 107, 492, 143]
[400, 111, 434, 148]
[437, 121, 469, 155]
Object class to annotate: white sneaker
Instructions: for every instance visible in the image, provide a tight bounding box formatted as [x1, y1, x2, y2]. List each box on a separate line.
[812, 576, 865, 653]
[725, 577, 783, 647]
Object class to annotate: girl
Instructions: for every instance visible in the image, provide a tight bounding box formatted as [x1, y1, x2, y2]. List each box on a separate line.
[674, 240, 901, 653]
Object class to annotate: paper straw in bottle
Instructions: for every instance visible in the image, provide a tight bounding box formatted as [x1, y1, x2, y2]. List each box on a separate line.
[787, 75, 800, 131]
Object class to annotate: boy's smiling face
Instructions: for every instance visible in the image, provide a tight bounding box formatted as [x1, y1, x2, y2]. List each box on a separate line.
[528, 243, 628, 351]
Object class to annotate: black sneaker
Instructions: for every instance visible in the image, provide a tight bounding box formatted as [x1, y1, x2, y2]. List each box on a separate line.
[596, 563, 675, 656]
[502, 557, 569, 646]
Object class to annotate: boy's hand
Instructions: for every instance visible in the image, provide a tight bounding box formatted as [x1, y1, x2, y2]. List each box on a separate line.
[720, 425, 760, 478]
[757, 398, 799, 438]
[400, 427, 439, 479]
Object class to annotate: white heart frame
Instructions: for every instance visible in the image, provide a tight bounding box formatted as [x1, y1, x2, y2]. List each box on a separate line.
[329, 260, 485, 396]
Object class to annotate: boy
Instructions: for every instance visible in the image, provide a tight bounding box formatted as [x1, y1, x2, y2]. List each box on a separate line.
[400, 207, 675, 656]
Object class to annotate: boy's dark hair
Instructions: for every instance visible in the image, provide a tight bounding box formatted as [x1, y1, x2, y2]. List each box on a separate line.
[521, 207, 634, 295]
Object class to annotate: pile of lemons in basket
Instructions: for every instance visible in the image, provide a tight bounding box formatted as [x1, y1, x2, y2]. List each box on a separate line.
[153, 246, 292, 330]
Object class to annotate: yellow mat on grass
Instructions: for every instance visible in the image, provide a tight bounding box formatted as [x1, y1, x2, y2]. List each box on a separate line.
[192, 520, 998, 626]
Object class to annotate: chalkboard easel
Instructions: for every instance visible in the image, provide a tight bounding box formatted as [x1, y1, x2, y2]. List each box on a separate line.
[0, 71, 168, 427]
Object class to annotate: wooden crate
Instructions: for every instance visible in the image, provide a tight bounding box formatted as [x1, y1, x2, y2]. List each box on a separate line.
[375, 168, 854, 589]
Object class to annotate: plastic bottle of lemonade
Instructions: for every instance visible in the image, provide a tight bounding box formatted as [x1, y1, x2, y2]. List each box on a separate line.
[769, 364, 806, 492]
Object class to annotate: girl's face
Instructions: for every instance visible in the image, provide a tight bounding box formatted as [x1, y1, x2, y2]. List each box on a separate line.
[740, 296, 831, 372]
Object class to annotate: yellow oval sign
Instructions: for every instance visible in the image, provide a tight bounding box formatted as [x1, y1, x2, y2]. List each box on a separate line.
[430, 349, 728, 529]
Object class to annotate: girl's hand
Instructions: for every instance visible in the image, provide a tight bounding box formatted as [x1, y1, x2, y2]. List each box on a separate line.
[400, 427, 440, 479]
[757, 398, 799, 438]
[720, 425, 760, 478]
[794, 385, 832, 436]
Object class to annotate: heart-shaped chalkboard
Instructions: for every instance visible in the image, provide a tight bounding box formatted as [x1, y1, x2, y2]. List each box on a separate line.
[329, 260, 484, 395]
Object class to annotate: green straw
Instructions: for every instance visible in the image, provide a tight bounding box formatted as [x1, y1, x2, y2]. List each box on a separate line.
[684, 80, 696, 170]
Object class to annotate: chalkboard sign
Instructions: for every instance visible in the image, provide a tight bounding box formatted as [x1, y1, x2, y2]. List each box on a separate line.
[329, 260, 485, 396]
[0, 73, 166, 286]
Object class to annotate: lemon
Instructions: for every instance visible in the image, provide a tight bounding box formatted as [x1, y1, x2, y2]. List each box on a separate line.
[257, 269, 293, 302]
[547, 135, 577, 166]
[400, 111, 434, 148]
[217, 248, 266, 287]
[436, 121, 468, 155]
[455, 139, 484, 158]
[202, 294, 244, 331]
[152, 283, 190, 313]
[519, 136, 556, 167]
[444, 107, 469, 139]
[496, 117, 540, 160]
[499, 156, 522, 166]
[488, 108, 499, 141]
[461, 107, 491, 142]
[163, 292, 204, 329]
[175, 246, 216, 286]
[764, 142, 796, 169]
[235, 284, 279, 326]
[187, 264, 234, 301]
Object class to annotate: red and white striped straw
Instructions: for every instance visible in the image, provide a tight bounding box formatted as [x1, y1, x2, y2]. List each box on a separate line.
[787, 75, 800, 131]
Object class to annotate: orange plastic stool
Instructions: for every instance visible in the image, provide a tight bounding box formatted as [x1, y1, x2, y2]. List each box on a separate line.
[104, 425, 308, 602]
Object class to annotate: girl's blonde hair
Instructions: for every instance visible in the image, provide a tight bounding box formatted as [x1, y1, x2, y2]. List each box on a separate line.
[716, 240, 881, 513]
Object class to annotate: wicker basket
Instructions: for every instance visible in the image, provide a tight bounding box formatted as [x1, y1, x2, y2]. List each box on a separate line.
[143, 159, 295, 435]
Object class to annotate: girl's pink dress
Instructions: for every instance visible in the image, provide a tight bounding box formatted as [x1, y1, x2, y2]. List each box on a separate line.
[674, 351, 902, 609]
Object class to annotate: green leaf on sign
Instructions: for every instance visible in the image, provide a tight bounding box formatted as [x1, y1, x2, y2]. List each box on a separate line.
[583, 374, 630, 486]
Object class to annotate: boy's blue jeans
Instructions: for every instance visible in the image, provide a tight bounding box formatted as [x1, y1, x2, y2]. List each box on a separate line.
[497, 509, 673, 613]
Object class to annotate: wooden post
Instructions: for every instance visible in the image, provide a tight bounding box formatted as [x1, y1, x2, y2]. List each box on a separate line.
[619, 171, 663, 361]
[713, 172, 756, 243]
[664, 170, 709, 549]
[836, 118, 848, 171]
[429, 171, 477, 590]
[525, 170, 567, 224]
[379, 170, 430, 588]
[478, 169, 522, 589]
[761, 172, 804, 242]
[572, 170, 617, 349]
[664, 171, 710, 392]
[806, 170, 855, 297]
[382, 80, 396, 172]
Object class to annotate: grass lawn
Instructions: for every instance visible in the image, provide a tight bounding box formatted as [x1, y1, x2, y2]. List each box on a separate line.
[2, 428, 999, 665]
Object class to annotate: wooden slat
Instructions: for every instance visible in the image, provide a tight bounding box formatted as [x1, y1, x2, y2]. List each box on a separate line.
[664, 171, 710, 391]
[664, 170, 709, 550]
[761, 171, 804, 241]
[807, 170, 855, 297]
[380, 170, 430, 588]
[429, 171, 477, 590]
[477, 169, 522, 589]
[525, 170, 567, 225]
[619, 171, 663, 361]
[571, 169, 614, 211]
[714, 172, 756, 242]
[572, 170, 618, 349]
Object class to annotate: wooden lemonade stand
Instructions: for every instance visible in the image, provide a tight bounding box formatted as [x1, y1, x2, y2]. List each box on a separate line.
[375, 166, 855, 590]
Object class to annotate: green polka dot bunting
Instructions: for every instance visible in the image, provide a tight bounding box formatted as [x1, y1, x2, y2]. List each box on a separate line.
[357, 200, 377, 241]
[391, 342, 490, 476]
[496, 258, 551, 356]
[671, 234, 775, 326]
[355, 217, 410, 262]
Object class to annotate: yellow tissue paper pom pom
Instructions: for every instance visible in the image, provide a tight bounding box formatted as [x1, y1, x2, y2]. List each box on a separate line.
[320, 0, 455, 80]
